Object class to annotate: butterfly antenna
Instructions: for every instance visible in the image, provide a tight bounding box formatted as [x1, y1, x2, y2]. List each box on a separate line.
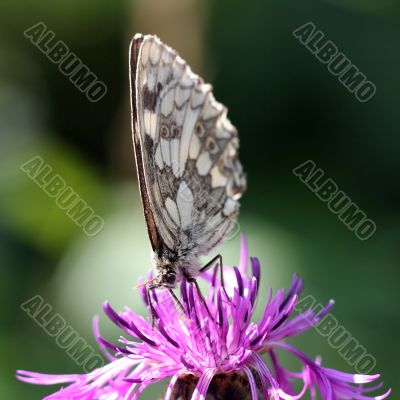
[134, 279, 158, 327]
[146, 285, 158, 327]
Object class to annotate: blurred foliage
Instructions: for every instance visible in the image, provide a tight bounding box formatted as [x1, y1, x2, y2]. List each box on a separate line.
[0, 0, 399, 398]
[1, 143, 108, 255]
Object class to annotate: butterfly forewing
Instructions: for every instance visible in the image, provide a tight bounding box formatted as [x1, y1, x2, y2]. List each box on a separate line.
[130, 33, 246, 261]
[129, 35, 161, 251]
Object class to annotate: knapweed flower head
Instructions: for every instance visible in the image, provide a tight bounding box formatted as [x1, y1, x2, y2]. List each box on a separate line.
[17, 238, 390, 399]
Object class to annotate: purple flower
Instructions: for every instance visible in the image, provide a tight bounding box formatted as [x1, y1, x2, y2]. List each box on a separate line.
[17, 237, 390, 399]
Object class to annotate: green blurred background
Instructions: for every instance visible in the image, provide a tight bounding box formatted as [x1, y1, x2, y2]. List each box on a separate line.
[1, 0, 399, 398]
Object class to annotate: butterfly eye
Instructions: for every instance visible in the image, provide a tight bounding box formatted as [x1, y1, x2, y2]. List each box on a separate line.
[165, 272, 176, 285]
[206, 137, 219, 154]
[171, 124, 181, 138]
[194, 122, 206, 138]
[160, 124, 170, 139]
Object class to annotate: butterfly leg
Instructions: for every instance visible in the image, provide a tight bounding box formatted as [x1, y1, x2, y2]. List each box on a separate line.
[168, 287, 185, 315]
[184, 273, 215, 323]
[200, 254, 224, 286]
[147, 285, 185, 327]
[200, 254, 229, 301]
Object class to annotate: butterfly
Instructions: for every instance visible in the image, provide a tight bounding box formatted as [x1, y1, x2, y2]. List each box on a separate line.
[129, 34, 246, 293]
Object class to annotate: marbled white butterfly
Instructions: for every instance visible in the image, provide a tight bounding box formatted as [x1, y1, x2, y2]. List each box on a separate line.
[129, 34, 246, 292]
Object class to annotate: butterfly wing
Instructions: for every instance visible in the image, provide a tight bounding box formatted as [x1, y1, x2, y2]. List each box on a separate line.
[130, 35, 161, 251]
[130, 34, 246, 256]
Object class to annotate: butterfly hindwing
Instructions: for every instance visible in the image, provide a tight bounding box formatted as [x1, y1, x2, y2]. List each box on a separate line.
[130, 34, 246, 257]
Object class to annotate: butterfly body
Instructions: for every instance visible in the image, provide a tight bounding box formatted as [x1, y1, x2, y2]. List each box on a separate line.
[130, 34, 246, 289]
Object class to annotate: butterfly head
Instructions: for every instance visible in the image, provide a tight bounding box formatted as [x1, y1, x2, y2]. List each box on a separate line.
[157, 266, 178, 288]
[152, 246, 181, 288]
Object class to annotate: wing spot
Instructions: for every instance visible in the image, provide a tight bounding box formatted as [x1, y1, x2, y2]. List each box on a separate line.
[171, 124, 181, 138]
[160, 124, 170, 139]
[206, 137, 219, 154]
[195, 121, 206, 138]
[160, 122, 181, 139]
